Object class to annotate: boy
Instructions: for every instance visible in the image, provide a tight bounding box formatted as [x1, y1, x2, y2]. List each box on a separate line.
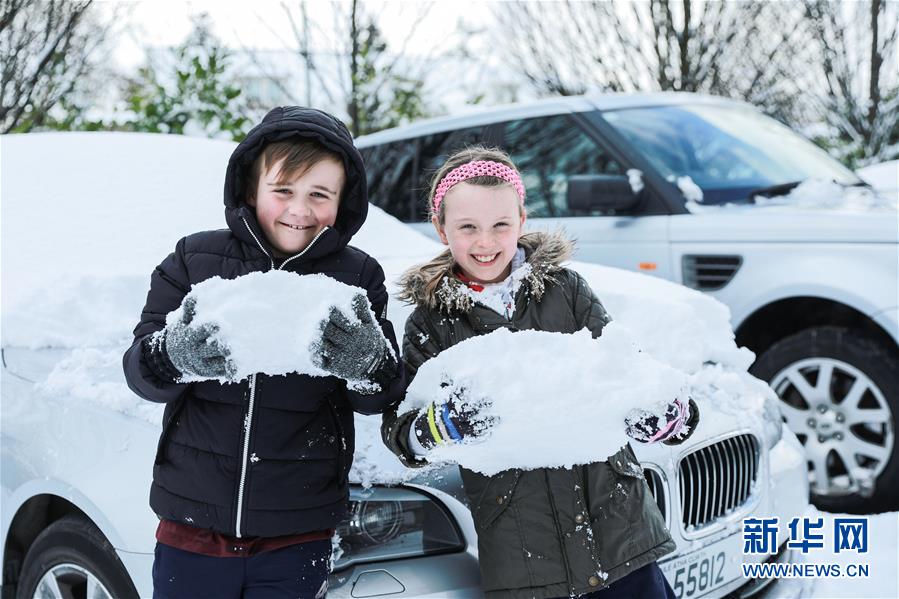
[123, 106, 404, 598]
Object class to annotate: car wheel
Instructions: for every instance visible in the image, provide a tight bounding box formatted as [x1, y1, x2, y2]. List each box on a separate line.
[17, 516, 139, 599]
[751, 326, 898, 513]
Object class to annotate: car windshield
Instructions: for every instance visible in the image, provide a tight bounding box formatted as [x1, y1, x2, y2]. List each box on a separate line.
[602, 103, 862, 204]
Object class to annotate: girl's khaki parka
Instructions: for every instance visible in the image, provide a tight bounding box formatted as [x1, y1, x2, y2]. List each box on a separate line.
[382, 231, 676, 599]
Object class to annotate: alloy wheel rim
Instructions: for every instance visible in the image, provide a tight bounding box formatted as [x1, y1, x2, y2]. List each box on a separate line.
[771, 357, 894, 497]
[33, 563, 113, 599]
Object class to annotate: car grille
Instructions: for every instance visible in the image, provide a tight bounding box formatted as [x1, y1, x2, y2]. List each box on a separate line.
[643, 468, 666, 520]
[682, 255, 742, 290]
[679, 434, 760, 530]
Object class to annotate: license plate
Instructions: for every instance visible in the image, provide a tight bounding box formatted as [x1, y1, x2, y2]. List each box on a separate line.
[660, 534, 742, 599]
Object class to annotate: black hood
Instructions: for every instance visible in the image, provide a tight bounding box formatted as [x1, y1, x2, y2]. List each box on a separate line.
[223, 106, 368, 258]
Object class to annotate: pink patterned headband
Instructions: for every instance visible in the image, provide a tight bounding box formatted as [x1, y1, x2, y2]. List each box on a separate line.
[432, 160, 526, 213]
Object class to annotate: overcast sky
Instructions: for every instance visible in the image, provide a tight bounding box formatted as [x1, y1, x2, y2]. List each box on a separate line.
[102, 0, 493, 68]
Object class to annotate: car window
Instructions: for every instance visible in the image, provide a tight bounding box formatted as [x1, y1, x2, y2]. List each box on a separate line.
[499, 115, 623, 217]
[603, 104, 861, 204]
[362, 127, 483, 222]
[361, 141, 417, 221]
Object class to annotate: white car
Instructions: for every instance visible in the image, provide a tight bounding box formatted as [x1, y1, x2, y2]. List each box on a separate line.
[356, 93, 899, 513]
[2, 132, 808, 599]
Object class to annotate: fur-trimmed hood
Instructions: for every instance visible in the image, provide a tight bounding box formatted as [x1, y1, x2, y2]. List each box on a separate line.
[397, 231, 574, 312]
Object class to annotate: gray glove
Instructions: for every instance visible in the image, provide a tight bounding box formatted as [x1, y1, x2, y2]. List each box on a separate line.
[142, 296, 236, 382]
[312, 293, 397, 389]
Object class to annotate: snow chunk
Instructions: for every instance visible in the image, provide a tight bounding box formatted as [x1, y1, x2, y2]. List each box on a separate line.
[399, 326, 692, 475]
[626, 169, 644, 194]
[677, 175, 705, 213]
[170, 271, 388, 385]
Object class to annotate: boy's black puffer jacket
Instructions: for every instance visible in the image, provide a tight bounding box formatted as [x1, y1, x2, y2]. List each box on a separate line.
[123, 106, 404, 538]
[382, 232, 676, 599]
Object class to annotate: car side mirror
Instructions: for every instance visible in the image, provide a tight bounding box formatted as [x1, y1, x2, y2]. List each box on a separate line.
[567, 175, 640, 213]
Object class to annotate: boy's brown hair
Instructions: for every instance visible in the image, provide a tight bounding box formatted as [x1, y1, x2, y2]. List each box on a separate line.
[428, 145, 523, 225]
[245, 139, 344, 203]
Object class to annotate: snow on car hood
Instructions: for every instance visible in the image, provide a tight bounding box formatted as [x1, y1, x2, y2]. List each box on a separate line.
[3, 132, 772, 486]
[677, 178, 898, 243]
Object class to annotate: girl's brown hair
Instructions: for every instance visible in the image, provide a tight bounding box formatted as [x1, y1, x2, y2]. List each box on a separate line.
[428, 146, 524, 225]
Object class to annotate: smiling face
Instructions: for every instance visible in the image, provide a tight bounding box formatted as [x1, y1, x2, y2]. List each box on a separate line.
[433, 182, 526, 284]
[248, 157, 345, 257]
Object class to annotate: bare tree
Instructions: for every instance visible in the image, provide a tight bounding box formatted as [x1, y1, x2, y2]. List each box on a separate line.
[243, 0, 434, 135]
[494, 1, 809, 123]
[0, 0, 111, 132]
[803, 0, 898, 166]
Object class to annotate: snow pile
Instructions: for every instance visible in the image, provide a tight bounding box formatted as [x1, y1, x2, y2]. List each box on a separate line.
[37, 348, 163, 425]
[2, 276, 148, 349]
[755, 178, 897, 212]
[573, 261, 754, 373]
[1, 133, 229, 312]
[397, 324, 767, 475]
[166, 270, 388, 386]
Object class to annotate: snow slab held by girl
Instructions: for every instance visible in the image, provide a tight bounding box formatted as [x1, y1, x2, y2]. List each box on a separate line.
[400, 324, 773, 476]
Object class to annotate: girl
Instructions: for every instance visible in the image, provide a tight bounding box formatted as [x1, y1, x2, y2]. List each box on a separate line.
[381, 147, 697, 598]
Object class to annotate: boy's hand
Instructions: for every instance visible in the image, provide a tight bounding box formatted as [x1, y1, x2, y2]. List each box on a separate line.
[142, 297, 236, 382]
[313, 294, 397, 390]
[411, 383, 498, 450]
[625, 397, 699, 445]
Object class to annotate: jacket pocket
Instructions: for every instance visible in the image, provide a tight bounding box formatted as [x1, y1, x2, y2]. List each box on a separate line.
[324, 399, 348, 486]
[154, 398, 186, 465]
[470, 469, 521, 529]
[593, 445, 669, 570]
[465, 468, 533, 591]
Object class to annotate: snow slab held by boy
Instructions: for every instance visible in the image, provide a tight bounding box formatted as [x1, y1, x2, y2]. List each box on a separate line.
[161, 270, 393, 392]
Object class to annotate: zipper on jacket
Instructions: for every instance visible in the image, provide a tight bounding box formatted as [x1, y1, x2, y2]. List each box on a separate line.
[543, 470, 576, 593]
[235, 373, 258, 537]
[240, 217, 330, 272]
[232, 221, 330, 536]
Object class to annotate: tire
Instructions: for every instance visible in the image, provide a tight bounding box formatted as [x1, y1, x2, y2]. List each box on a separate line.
[17, 516, 139, 599]
[750, 326, 899, 513]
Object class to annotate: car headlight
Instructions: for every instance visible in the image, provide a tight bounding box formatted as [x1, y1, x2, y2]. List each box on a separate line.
[332, 485, 465, 572]
[762, 394, 785, 449]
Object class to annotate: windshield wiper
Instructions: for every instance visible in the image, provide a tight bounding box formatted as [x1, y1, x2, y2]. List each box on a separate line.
[747, 180, 803, 200]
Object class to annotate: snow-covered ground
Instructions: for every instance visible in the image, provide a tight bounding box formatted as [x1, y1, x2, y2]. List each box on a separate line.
[3, 133, 896, 597]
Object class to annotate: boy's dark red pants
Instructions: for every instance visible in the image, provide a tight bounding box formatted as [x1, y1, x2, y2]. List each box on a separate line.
[152, 539, 331, 599]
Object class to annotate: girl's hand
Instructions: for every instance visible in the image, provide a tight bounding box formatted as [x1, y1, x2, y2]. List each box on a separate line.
[625, 398, 699, 445]
[411, 384, 498, 450]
